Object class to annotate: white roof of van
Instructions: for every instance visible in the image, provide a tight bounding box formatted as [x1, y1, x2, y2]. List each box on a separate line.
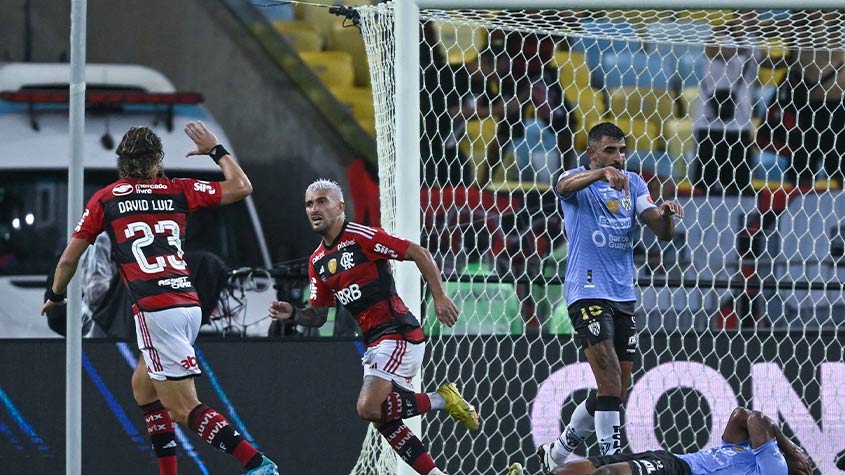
[0, 62, 232, 172]
[2, 112, 228, 172]
[0, 63, 176, 93]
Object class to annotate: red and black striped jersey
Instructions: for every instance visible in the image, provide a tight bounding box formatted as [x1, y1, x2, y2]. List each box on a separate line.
[73, 177, 222, 312]
[308, 221, 423, 346]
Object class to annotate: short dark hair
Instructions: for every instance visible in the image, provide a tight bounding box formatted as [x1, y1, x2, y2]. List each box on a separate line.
[116, 127, 164, 179]
[588, 122, 626, 149]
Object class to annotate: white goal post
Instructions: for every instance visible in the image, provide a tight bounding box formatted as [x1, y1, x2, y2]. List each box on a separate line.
[354, 1, 845, 475]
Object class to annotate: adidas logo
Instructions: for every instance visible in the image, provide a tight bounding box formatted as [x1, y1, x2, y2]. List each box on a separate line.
[162, 440, 177, 449]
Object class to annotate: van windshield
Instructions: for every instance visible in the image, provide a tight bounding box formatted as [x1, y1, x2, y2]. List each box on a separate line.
[0, 170, 264, 275]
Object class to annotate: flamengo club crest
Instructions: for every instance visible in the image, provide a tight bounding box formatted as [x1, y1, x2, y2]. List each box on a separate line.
[328, 258, 338, 274]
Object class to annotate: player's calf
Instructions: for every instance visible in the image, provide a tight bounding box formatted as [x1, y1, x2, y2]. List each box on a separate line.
[187, 403, 269, 471]
[377, 419, 443, 475]
[140, 400, 178, 475]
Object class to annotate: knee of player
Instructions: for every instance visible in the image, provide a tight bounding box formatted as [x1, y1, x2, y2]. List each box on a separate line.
[163, 404, 192, 426]
[596, 380, 623, 399]
[356, 398, 383, 422]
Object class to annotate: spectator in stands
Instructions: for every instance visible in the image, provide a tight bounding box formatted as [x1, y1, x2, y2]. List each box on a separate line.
[421, 21, 471, 187]
[483, 29, 576, 181]
[780, 12, 845, 187]
[693, 18, 764, 195]
[444, 46, 501, 183]
[513, 70, 576, 183]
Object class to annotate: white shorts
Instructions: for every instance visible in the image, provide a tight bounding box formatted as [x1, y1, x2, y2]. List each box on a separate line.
[134, 306, 202, 381]
[361, 339, 425, 392]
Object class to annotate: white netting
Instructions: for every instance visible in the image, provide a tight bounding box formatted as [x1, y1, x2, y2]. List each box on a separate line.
[355, 3, 845, 474]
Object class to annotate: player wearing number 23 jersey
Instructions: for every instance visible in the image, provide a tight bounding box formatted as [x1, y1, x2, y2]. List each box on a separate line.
[72, 176, 221, 311]
[41, 124, 279, 475]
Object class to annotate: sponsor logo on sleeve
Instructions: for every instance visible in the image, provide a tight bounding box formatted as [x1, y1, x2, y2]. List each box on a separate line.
[193, 181, 216, 195]
[74, 209, 90, 233]
[373, 243, 398, 258]
[311, 250, 325, 264]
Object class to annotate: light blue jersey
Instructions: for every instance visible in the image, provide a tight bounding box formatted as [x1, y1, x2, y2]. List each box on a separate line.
[676, 439, 788, 475]
[556, 166, 656, 304]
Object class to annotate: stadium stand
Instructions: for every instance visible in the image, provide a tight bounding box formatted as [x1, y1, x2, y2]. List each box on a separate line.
[273, 20, 324, 52]
[299, 51, 355, 88]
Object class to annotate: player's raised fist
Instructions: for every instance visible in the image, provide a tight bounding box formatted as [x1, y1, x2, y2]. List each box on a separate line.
[269, 300, 294, 320]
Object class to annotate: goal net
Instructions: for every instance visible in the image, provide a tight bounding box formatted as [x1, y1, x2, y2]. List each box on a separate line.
[355, 3, 845, 474]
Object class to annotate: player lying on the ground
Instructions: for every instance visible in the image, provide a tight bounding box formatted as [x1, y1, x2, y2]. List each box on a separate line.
[534, 407, 813, 475]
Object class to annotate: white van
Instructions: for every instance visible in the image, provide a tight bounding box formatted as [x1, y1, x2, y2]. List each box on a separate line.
[0, 62, 275, 338]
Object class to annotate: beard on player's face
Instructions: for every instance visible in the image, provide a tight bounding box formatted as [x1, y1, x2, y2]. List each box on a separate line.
[596, 153, 624, 170]
[309, 207, 343, 235]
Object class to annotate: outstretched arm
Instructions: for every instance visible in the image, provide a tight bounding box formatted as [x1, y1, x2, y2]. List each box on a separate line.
[268, 301, 329, 327]
[40, 237, 90, 315]
[404, 243, 459, 327]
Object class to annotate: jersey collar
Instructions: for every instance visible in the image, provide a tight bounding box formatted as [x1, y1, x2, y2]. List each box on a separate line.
[322, 220, 350, 250]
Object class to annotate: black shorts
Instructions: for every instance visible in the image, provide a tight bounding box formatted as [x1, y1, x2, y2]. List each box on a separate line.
[568, 299, 637, 361]
[588, 450, 691, 475]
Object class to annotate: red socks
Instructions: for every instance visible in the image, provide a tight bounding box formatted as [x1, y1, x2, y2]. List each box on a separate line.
[377, 420, 437, 474]
[140, 400, 177, 475]
[381, 392, 432, 422]
[187, 404, 260, 468]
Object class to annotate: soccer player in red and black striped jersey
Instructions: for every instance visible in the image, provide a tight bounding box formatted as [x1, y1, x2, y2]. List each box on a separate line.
[268, 179, 480, 475]
[41, 123, 279, 475]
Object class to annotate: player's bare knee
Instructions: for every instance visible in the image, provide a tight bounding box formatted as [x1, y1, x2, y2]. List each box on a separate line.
[356, 398, 382, 422]
[166, 403, 195, 426]
[595, 373, 623, 398]
[131, 372, 154, 404]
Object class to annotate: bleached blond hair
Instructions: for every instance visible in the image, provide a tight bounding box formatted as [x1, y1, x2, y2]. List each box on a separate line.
[306, 179, 345, 202]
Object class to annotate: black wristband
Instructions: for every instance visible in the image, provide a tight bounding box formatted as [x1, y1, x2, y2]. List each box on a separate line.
[46, 287, 66, 302]
[290, 306, 298, 322]
[208, 144, 229, 164]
